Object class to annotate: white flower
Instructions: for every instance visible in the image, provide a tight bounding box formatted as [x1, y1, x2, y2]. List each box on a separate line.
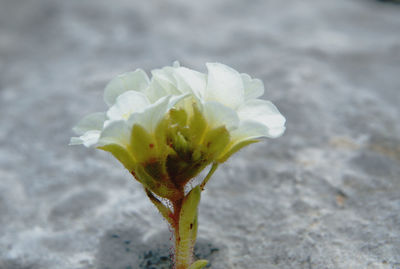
[70, 69, 187, 148]
[70, 62, 285, 190]
[147, 62, 286, 159]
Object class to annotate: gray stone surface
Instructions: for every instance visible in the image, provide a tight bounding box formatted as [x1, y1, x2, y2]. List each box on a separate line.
[1, 0, 400, 268]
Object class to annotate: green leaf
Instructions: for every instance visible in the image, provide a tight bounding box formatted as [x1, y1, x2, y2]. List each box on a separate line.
[130, 124, 157, 162]
[98, 144, 136, 171]
[188, 260, 208, 269]
[190, 210, 198, 246]
[218, 139, 259, 163]
[179, 187, 200, 229]
[179, 186, 201, 228]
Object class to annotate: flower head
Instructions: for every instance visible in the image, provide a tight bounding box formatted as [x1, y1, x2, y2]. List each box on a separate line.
[70, 62, 285, 199]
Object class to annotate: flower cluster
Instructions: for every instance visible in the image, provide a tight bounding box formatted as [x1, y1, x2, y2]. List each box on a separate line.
[70, 62, 285, 200]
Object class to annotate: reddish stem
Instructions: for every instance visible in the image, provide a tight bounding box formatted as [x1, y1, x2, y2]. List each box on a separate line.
[171, 198, 193, 269]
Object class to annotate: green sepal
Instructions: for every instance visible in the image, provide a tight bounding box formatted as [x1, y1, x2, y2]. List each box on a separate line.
[130, 124, 157, 163]
[134, 165, 181, 200]
[218, 139, 259, 163]
[188, 260, 208, 269]
[169, 108, 188, 127]
[145, 188, 174, 226]
[202, 126, 230, 159]
[98, 144, 136, 171]
[155, 117, 175, 156]
[153, 118, 172, 177]
[189, 104, 207, 145]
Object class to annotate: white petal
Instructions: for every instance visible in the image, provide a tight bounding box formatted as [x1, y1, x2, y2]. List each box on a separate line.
[106, 91, 150, 121]
[241, 73, 264, 100]
[128, 94, 189, 133]
[238, 99, 286, 129]
[205, 63, 244, 109]
[143, 79, 169, 103]
[202, 101, 239, 131]
[168, 93, 190, 110]
[232, 120, 285, 140]
[104, 69, 150, 106]
[69, 130, 101, 147]
[173, 67, 206, 99]
[98, 120, 130, 147]
[151, 67, 181, 95]
[72, 112, 106, 135]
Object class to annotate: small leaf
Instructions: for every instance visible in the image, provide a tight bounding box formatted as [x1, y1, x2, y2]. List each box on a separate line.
[179, 186, 201, 238]
[145, 188, 174, 226]
[98, 144, 136, 171]
[190, 210, 198, 245]
[188, 260, 208, 269]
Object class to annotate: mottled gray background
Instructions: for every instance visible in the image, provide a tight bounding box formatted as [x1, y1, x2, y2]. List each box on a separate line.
[1, 0, 400, 268]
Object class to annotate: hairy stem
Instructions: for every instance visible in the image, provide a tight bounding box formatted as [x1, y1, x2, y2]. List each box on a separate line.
[172, 199, 194, 269]
[145, 186, 205, 269]
[172, 187, 201, 269]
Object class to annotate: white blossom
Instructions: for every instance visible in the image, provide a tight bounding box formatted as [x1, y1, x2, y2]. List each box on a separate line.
[70, 62, 285, 165]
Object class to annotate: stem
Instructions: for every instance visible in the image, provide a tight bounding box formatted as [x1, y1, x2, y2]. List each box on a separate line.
[172, 199, 195, 269]
[145, 186, 205, 269]
[172, 186, 202, 269]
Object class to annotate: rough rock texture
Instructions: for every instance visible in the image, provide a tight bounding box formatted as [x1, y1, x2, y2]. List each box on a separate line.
[1, 0, 400, 268]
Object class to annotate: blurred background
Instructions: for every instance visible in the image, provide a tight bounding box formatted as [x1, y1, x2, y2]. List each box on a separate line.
[0, 0, 399, 268]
